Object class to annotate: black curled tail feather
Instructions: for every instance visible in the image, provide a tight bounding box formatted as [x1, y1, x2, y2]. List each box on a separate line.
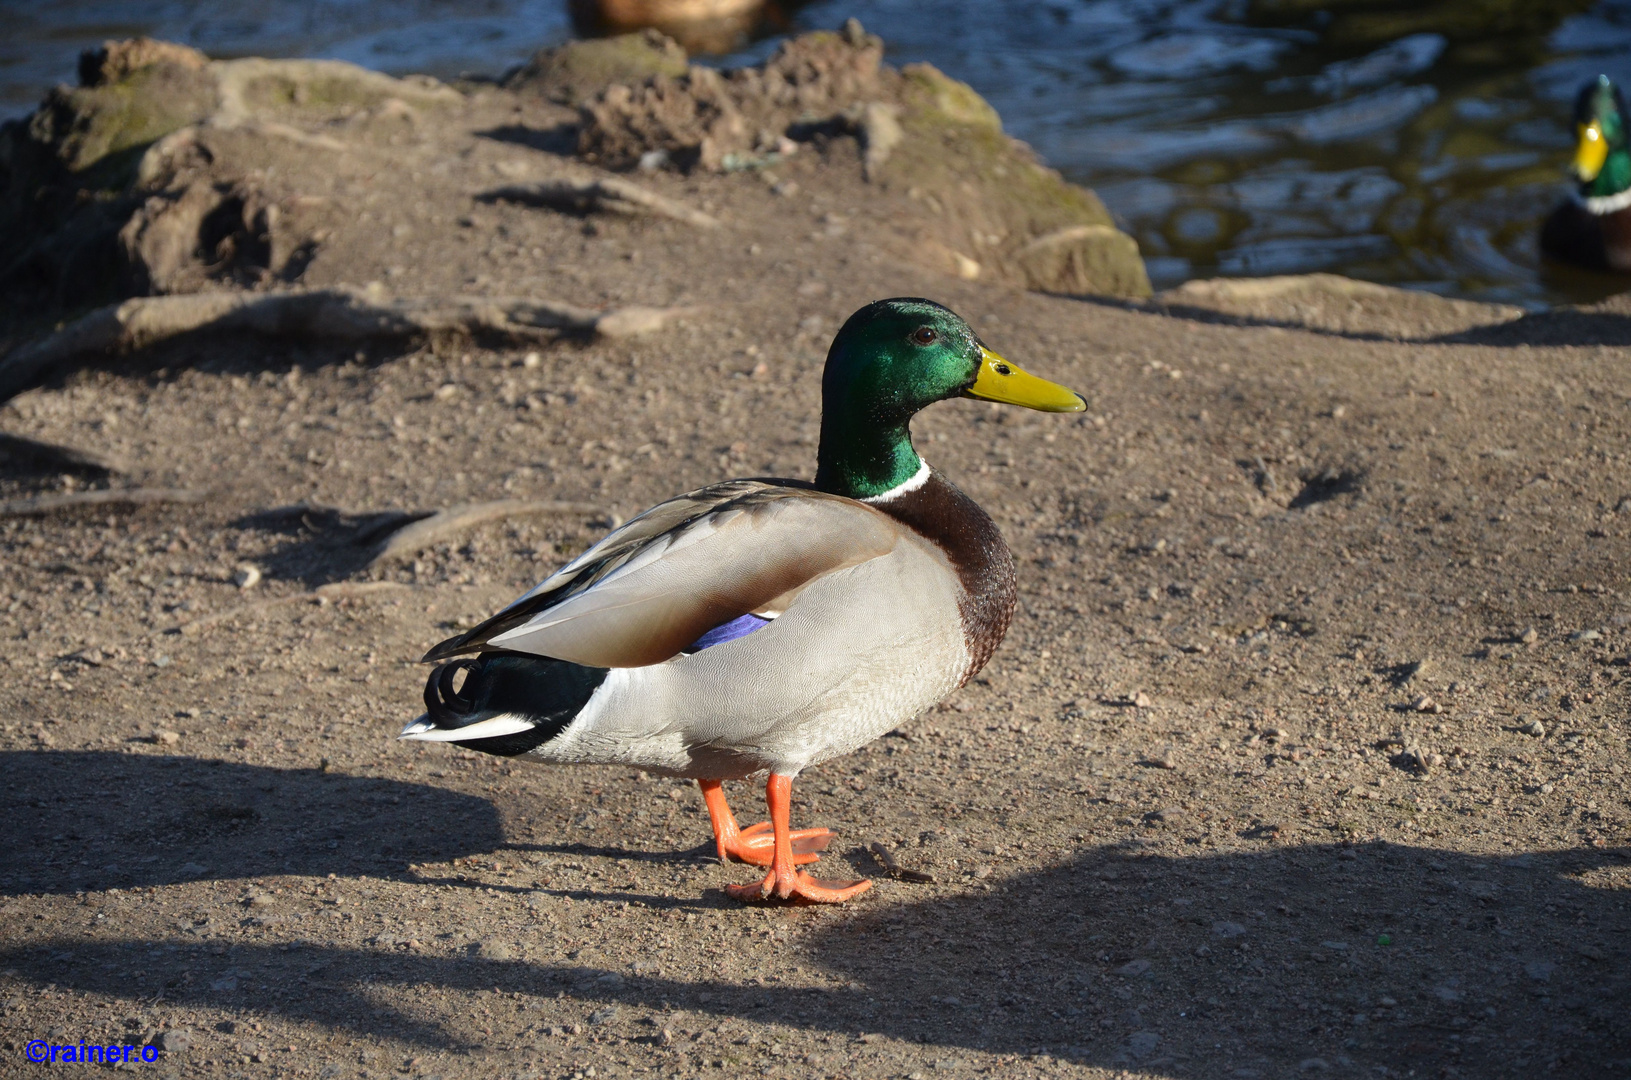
[424, 658, 482, 725]
[417, 649, 611, 757]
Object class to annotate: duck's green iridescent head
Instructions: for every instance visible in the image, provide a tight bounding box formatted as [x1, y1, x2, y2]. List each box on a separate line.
[814, 298, 1084, 500]
[1572, 75, 1631, 198]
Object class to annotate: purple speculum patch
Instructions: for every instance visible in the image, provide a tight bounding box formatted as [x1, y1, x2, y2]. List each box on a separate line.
[684, 612, 772, 652]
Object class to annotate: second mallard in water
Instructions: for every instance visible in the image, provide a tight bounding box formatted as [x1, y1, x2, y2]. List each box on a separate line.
[1541, 75, 1631, 272]
[400, 298, 1084, 903]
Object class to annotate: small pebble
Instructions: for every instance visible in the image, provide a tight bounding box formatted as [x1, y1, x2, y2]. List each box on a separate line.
[234, 564, 262, 590]
[1521, 719, 1546, 738]
[1519, 626, 1538, 644]
[1132, 691, 1152, 708]
[152, 730, 180, 745]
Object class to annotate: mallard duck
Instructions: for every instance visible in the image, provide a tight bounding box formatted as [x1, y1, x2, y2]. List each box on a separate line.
[400, 298, 1084, 902]
[1541, 75, 1631, 272]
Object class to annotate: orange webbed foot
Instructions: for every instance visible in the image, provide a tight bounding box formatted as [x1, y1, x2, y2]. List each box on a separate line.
[725, 868, 872, 904]
[719, 774, 872, 905]
[728, 821, 834, 865]
[697, 779, 829, 866]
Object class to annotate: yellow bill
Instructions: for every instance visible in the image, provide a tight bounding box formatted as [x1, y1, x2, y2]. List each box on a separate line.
[963, 346, 1085, 412]
[1576, 120, 1608, 182]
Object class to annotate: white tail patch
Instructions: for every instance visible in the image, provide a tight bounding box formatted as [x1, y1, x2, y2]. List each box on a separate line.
[398, 713, 535, 742]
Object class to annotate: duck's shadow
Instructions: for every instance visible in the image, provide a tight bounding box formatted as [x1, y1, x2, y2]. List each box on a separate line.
[2, 750, 504, 893]
[5, 752, 1628, 1077]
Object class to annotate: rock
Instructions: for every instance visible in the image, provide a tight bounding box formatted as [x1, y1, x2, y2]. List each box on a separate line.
[579, 27, 887, 172]
[233, 563, 262, 590]
[1132, 691, 1153, 708]
[155, 1029, 193, 1053]
[476, 940, 513, 961]
[79, 38, 208, 87]
[574, 23, 1147, 297]
[507, 30, 690, 105]
[1157, 273, 1522, 338]
[855, 101, 903, 180]
[29, 48, 220, 178]
[1213, 921, 1247, 938]
[1114, 959, 1152, 977]
[1524, 960, 1556, 982]
[1519, 626, 1538, 644]
[1297, 1059, 1330, 1073]
[118, 179, 276, 294]
[244, 892, 275, 908]
[1013, 225, 1147, 298]
[1123, 1031, 1160, 1061]
[588, 1006, 619, 1025]
[151, 729, 180, 745]
[1521, 719, 1546, 738]
[1570, 628, 1601, 642]
[178, 862, 208, 876]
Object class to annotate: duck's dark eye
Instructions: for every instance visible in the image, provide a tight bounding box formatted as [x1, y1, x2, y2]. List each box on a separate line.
[910, 326, 938, 346]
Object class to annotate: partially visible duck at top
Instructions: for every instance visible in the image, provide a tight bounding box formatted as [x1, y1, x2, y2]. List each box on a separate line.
[1541, 75, 1631, 272]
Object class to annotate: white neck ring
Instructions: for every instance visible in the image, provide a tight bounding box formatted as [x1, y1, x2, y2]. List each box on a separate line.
[861, 458, 931, 503]
[1577, 188, 1631, 215]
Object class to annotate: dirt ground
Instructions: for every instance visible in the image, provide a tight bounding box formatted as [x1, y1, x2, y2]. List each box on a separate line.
[3, 35, 1630, 1080]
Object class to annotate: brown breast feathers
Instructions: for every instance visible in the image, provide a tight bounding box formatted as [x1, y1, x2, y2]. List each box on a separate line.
[869, 469, 1017, 683]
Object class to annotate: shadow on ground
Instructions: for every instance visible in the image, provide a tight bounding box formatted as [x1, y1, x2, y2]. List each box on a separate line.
[5, 762, 1627, 1079]
[3, 751, 504, 893]
[1431, 310, 1631, 347]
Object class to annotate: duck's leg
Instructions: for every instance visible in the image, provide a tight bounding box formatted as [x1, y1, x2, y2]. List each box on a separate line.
[723, 775, 872, 903]
[696, 779, 830, 866]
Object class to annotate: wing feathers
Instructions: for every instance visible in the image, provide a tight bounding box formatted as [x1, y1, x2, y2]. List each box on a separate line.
[423, 481, 902, 667]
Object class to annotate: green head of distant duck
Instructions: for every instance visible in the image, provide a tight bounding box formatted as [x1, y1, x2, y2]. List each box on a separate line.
[1573, 75, 1631, 201]
[814, 298, 1084, 500]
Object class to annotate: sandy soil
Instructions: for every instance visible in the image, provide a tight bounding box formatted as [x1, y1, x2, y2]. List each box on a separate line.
[2, 36, 1630, 1080]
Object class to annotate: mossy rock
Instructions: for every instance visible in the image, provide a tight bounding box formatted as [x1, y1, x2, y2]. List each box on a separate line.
[29, 60, 218, 182]
[882, 63, 1151, 299]
[508, 30, 690, 105]
[212, 59, 462, 125]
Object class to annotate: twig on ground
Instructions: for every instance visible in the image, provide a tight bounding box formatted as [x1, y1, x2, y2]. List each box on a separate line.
[484, 176, 722, 229]
[367, 499, 605, 568]
[0, 487, 207, 518]
[0, 432, 127, 476]
[867, 841, 935, 883]
[0, 287, 693, 402]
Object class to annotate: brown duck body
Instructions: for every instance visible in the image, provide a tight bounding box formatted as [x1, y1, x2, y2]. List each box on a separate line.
[1540, 197, 1631, 272]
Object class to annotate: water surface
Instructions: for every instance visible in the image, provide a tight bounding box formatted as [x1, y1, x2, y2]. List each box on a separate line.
[5, 0, 1629, 305]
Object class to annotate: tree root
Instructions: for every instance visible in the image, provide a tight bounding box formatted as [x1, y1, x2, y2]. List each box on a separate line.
[0, 286, 693, 403]
[172, 580, 410, 637]
[0, 433, 127, 476]
[483, 176, 722, 229]
[367, 498, 605, 569]
[0, 487, 207, 518]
